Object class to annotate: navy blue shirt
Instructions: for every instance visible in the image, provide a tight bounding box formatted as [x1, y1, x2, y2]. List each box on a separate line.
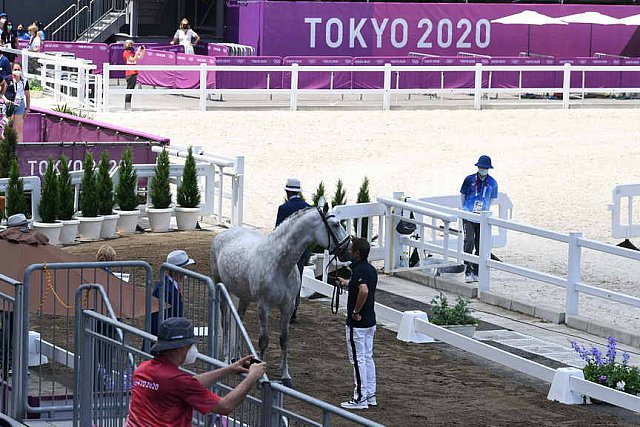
[275, 195, 311, 227]
[346, 259, 377, 328]
[460, 173, 498, 213]
[150, 275, 184, 335]
[0, 55, 11, 80]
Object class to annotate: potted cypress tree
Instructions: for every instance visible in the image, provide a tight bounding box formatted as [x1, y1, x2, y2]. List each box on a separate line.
[147, 148, 173, 232]
[77, 152, 103, 241]
[114, 147, 140, 234]
[32, 157, 63, 244]
[96, 151, 120, 239]
[58, 155, 80, 244]
[5, 159, 29, 218]
[175, 146, 201, 231]
[0, 120, 18, 219]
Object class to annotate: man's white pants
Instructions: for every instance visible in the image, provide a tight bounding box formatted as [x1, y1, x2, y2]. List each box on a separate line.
[345, 325, 376, 402]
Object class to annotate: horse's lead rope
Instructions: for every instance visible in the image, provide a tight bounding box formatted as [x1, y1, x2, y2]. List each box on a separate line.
[326, 254, 342, 314]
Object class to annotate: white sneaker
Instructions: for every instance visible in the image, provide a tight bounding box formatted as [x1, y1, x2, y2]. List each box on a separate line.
[464, 273, 473, 283]
[340, 398, 368, 410]
[367, 395, 377, 406]
[472, 274, 479, 282]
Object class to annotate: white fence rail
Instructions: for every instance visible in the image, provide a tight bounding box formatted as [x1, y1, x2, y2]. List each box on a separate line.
[101, 62, 640, 111]
[300, 273, 640, 412]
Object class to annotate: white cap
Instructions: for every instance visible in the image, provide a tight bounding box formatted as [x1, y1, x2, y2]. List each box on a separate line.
[284, 178, 301, 192]
[7, 213, 28, 227]
[166, 250, 195, 267]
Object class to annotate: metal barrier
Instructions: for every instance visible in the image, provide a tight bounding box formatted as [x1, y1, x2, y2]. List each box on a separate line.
[76, 305, 383, 426]
[0, 274, 20, 420]
[18, 261, 152, 420]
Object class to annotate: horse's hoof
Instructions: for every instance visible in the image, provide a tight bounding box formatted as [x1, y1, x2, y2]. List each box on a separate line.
[281, 378, 294, 389]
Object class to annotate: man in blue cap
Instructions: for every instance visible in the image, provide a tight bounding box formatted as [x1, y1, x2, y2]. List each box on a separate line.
[460, 155, 498, 283]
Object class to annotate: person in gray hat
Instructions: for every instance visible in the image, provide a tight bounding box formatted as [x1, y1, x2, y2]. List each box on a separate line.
[275, 178, 311, 323]
[460, 155, 498, 283]
[126, 317, 266, 426]
[151, 250, 196, 335]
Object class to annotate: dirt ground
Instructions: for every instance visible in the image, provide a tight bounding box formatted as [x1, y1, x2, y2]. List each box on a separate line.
[64, 230, 640, 427]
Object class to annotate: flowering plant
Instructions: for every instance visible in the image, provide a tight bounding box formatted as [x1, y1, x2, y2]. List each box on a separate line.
[571, 336, 640, 395]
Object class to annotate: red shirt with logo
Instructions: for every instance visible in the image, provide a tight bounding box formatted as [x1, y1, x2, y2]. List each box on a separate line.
[125, 356, 221, 427]
[123, 49, 138, 77]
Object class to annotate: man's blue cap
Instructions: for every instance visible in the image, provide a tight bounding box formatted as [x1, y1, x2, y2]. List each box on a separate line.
[475, 155, 493, 169]
[0, 13, 7, 18]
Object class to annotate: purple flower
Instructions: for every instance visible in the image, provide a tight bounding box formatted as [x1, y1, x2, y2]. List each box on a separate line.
[599, 375, 608, 383]
[606, 336, 617, 364]
[572, 341, 591, 362]
[623, 352, 630, 366]
[591, 347, 604, 367]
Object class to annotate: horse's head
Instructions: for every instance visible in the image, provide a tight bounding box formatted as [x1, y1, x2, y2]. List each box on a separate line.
[314, 200, 350, 258]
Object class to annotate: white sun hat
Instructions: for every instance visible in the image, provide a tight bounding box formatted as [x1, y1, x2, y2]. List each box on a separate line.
[166, 250, 195, 267]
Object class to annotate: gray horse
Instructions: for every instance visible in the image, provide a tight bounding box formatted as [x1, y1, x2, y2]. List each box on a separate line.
[210, 203, 350, 387]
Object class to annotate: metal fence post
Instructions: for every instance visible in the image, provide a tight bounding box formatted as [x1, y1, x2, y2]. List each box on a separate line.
[290, 63, 299, 111]
[103, 62, 110, 112]
[477, 211, 492, 292]
[562, 63, 571, 109]
[11, 282, 24, 421]
[566, 232, 582, 316]
[260, 381, 273, 427]
[474, 63, 483, 110]
[199, 62, 207, 111]
[382, 63, 391, 111]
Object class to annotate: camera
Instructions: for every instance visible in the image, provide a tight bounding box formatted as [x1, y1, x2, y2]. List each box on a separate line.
[249, 357, 262, 365]
[140, 45, 146, 50]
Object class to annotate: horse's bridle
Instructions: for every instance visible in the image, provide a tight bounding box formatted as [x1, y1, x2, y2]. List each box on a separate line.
[317, 208, 350, 256]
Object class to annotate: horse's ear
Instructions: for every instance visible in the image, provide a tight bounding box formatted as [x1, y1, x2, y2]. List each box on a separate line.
[317, 196, 327, 213]
[322, 200, 329, 215]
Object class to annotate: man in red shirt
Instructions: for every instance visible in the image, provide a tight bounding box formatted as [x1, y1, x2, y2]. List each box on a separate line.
[125, 317, 266, 427]
[122, 39, 145, 110]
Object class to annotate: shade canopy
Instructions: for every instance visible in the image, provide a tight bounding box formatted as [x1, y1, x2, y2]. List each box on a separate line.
[491, 10, 568, 26]
[557, 12, 622, 25]
[619, 14, 640, 26]
[0, 228, 151, 317]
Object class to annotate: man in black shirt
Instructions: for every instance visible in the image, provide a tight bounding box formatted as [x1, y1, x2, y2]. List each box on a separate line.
[336, 237, 378, 410]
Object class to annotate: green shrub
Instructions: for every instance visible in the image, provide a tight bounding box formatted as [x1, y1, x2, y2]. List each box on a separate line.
[58, 155, 75, 221]
[0, 120, 17, 178]
[177, 146, 201, 208]
[38, 157, 59, 223]
[429, 293, 477, 326]
[354, 176, 370, 238]
[331, 179, 347, 208]
[311, 181, 326, 207]
[150, 148, 172, 209]
[80, 152, 99, 217]
[115, 148, 139, 211]
[6, 159, 28, 217]
[96, 151, 114, 215]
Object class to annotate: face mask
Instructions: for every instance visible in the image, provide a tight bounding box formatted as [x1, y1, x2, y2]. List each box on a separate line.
[478, 168, 489, 177]
[182, 24, 188, 29]
[12, 70, 21, 77]
[7, 26, 12, 31]
[183, 344, 198, 365]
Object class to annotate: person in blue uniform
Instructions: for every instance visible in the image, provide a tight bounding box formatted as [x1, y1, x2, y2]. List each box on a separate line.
[275, 178, 311, 323]
[460, 155, 498, 283]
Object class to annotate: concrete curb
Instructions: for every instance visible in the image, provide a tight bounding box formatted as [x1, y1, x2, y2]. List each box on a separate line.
[566, 315, 640, 348]
[393, 270, 477, 299]
[479, 291, 565, 324]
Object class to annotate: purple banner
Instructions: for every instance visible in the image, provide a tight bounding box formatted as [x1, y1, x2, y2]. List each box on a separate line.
[19, 106, 169, 177]
[42, 41, 109, 74]
[215, 56, 283, 89]
[236, 2, 640, 58]
[352, 56, 426, 89]
[138, 50, 177, 88]
[208, 43, 230, 57]
[175, 54, 217, 89]
[283, 56, 352, 89]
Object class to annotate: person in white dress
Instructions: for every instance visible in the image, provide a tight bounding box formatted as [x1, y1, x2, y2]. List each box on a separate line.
[170, 18, 200, 55]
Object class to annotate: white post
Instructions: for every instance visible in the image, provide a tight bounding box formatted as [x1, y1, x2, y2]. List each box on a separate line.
[477, 211, 492, 292]
[562, 63, 571, 110]
[382, 63, 391, 111]
[199, 62, 207, 111]
[21, 49, 28, 77]
[78, 65, 86, 107]
[473, 63, 483, 110]
[232, 156, 244, 226]
[95, 74, 103, 112]
[216, 165, 224, 225]
[566, 232, 582, 316]
[384, 204, 394, 274]
[103, 63, 110, 112]
[290, 63, 299, 111]
[54, 62, 62, 103]
[392, 191, 404, 270]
